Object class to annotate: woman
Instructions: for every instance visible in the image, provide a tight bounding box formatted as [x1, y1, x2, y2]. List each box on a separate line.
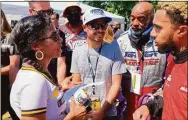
[1, 9, 20, 120]
[9, 14, 86, 120]
[103, 25, 114, 43]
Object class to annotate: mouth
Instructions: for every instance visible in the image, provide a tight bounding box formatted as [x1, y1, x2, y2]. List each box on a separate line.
[57, 45, 62, 53]
[132, 28, 140, 32]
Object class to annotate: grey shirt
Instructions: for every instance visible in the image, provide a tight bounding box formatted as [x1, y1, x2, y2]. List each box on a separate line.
[71, 40, 126, 116]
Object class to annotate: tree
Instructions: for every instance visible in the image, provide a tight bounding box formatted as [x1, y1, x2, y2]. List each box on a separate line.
[82, 1, 157, 25]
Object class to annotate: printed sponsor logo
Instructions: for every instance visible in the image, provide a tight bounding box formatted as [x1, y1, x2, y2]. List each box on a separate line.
[165, 74, 171, 86]
[124, 52, 136, 58]
[144, 51, 158, 57]
[144, 59, 159, 65]
[67, 39, 86, 51]
[125, 59, 137, 66]
[180, 86, 188, 93]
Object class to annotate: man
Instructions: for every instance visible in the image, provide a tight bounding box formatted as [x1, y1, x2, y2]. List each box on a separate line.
[51, 12, 59, 28]
[111, 21, 124, 39]
[133, 2, 187, 120]
[9, 1, 66, 84]
[28, 1, 53, 16]
[60, 3, 87, 77]
[117, 2, 167, 120]
[71, 8, 126, 120]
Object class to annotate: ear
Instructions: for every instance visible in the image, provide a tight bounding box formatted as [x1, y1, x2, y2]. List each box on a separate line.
[178, 25, 188, 37]
[31, 42, 43, 51]
[29, 8, 33, 15]
[82, 25, 87, 33]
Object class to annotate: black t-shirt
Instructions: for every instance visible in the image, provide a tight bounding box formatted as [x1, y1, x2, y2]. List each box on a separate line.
[1, 36, 19, 68]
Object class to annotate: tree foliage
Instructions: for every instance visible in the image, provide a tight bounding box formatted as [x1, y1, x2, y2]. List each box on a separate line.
[82, 1, 158, 24]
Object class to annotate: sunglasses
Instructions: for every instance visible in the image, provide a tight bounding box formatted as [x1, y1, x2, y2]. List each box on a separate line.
[39, 31, 61, 42]
[32, 8, 54, 16]
[87, 23, 108, 30]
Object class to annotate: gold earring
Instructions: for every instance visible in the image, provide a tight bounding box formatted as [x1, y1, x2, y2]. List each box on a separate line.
[35, 50, 44, 60]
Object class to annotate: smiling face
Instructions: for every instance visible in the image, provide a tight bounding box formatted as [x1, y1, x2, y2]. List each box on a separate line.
[83, 18, 108, 43]
[150, 10, 177, 53]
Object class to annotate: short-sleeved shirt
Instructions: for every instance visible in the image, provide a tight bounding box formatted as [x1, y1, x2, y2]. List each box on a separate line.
[1, 35, 19, 68]
[10, 67, 66, 120]
[71, 40, 126, 116]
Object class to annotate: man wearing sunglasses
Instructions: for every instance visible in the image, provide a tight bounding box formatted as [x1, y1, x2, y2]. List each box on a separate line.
[71, 8, 126, 120]
[60, 3, 87, 79]
[28, 1, 53, 16]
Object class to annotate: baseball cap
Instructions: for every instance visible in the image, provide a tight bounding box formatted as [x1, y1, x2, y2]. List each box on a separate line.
[82, 8, 112, 25]
[62, 3, 82, 18]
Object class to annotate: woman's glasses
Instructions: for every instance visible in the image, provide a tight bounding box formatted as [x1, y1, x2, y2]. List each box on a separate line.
[39, 31, 61, 42]
[32, 8, 54, 16]
[87, 23, 108, 30]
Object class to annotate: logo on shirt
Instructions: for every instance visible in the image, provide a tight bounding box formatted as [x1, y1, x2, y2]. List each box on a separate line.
[124, 52, 136, 58]
[144, 51, 158, 57]
[180, 86, 188, 93]
[165, 74, 172, 86]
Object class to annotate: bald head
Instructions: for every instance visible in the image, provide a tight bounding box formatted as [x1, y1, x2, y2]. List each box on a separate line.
[132, 2, 153, 14]
[130, 2, 154, 32]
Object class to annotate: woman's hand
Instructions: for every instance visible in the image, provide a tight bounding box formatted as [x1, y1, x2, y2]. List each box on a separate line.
[64, 97, 87, 120]
[61, 76, 81, 92]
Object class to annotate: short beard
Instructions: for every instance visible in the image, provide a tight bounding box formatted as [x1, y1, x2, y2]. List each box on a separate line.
[157, 34, 175, 54]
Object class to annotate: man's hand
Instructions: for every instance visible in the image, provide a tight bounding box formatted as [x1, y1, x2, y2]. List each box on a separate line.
[61, 76, 81, 92]
[133, 105, 150, 120]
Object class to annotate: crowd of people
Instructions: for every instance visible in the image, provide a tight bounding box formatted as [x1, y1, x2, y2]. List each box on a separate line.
[1, 1, 187, 120]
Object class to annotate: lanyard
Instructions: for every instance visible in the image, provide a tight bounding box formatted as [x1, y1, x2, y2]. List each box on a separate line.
[137, 49, 144, 74]
[87, 44, 103, 94]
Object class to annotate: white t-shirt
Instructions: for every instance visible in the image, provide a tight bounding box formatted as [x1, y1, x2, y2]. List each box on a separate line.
[10, 66, 67, 120]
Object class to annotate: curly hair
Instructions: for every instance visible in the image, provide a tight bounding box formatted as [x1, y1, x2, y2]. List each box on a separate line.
[8, 14, 51, 60]
[157, 2, 187, 25]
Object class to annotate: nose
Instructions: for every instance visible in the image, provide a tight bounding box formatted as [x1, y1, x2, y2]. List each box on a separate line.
[57, 38, 63, 44]
[150, 28, 156, 38]
[132, 19, 139, 27]
[98, 26, 104, 32]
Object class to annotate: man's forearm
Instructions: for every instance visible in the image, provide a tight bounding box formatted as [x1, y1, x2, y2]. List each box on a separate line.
[57, 66, 66, 84]
[100, 80, 121, 115]
[1, 65, 10, 75]
[57, 57, 67, 84]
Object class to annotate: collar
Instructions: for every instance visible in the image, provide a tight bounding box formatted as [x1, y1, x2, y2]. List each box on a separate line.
[173, 49, 188, 64]
[65, 22, 83, 35]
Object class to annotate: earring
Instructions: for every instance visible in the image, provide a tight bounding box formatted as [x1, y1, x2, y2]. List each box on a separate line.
[35, 50, 44, 60]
